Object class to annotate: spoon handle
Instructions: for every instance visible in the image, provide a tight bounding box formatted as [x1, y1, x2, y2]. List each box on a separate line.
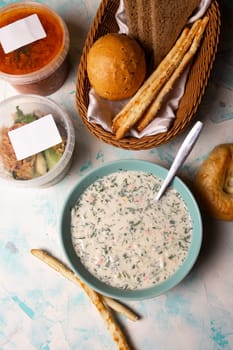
[155, 121, 203, 201]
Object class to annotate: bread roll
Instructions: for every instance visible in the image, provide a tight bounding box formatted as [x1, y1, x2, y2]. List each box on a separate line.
[195, 144, 233, 221]
[87, 33, 146, 100]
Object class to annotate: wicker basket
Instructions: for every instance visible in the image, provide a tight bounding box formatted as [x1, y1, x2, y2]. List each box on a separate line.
[76, 0, 221, 150]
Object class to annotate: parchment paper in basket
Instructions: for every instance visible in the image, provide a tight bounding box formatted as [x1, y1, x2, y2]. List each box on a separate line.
[87, 0, 212, 139]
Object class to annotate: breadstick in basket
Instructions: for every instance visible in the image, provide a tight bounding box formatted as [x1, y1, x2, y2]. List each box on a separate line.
[111, 26, 189, 134]
[31, 249, 135, 350]
[137, 16, 209, 131]
[112, 18, 203, 140]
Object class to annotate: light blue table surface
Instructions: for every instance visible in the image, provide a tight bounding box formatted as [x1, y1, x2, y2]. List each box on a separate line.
[0, 1, 233, 349]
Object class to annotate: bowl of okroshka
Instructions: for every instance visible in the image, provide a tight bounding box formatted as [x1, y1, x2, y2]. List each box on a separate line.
[60, 159, 202, 300]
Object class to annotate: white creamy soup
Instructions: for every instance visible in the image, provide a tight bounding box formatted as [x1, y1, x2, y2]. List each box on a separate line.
[71, 170, 192, 290]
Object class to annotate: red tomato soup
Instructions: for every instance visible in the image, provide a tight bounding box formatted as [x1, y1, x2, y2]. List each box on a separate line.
[0, 3, 69, 95]
[0, 6, 64, 74]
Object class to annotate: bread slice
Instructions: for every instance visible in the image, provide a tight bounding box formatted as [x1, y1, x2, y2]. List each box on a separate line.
[123, 0, 200, 67]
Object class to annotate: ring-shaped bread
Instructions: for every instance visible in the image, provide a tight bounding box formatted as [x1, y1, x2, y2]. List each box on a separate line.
[195, 143, 233, 221]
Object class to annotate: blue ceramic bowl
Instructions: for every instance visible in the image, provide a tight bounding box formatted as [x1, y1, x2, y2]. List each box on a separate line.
[60, 159, 202, 300]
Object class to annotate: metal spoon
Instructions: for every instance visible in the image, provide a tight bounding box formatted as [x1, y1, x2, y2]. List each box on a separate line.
[155, 120, 203, 201]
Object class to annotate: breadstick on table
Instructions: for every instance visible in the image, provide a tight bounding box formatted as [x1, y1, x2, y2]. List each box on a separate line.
[31, 249, 135, 350]
[30, 249, 138, 321]
[112, 18, 203, 140]
[137, 16, 209, 131]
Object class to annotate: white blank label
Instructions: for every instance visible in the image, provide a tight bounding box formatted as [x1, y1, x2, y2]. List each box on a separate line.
[8, 114, 62, 160]
[0, 14, 46, 54]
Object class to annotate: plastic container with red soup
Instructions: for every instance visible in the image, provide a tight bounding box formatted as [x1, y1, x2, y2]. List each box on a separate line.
[0, 2, 70, 95]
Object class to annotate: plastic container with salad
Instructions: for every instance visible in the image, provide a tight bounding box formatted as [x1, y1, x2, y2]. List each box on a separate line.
[0, 94, 75, 187]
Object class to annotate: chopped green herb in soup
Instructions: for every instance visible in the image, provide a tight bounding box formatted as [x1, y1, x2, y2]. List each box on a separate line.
[71, 170, 192, 290]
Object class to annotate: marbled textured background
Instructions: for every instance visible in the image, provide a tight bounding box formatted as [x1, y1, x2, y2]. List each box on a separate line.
[0, 1, 232, 349]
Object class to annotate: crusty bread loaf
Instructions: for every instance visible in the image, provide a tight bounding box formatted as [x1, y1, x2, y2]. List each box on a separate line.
[123, 0, 200, 67]
[86, 33, 146, 100]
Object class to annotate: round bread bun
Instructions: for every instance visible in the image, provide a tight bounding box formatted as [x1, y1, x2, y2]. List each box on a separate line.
[195, 143, 233, 221]
[87, 33, 146, 100]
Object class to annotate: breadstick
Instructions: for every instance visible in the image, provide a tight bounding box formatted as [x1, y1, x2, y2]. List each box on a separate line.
[111, 26, 190, 133]
[112, 19, 203, 140]
[31, 249, 134, 350]
[114, 20, 201, 139]
[137, 16, 209, 131]
[30, 249, 138, 321]
[102, 296, 138, 322]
